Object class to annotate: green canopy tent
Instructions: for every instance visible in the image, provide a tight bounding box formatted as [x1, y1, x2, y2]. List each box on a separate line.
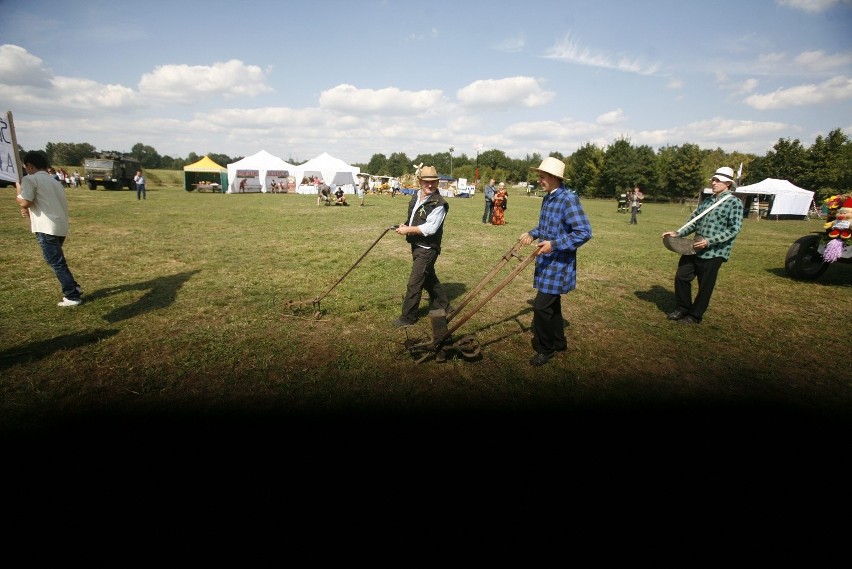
[183, 156, 228, 192]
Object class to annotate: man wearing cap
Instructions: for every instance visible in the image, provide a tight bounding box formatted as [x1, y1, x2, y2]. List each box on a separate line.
[662, 166, 743, 325]
[520, 157, 592, 366]
[393, 165, 451, 328]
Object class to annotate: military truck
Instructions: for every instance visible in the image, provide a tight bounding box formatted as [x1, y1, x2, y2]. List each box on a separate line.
[84, 152, 141, 190]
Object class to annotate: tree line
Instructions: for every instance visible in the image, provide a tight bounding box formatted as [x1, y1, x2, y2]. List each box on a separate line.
[27, 127, 852, 201]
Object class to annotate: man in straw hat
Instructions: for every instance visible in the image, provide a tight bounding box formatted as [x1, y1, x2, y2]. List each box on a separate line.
[393, 165, 451, 328]
[662, 166, 743, 325]
[520, 157, 592, 366]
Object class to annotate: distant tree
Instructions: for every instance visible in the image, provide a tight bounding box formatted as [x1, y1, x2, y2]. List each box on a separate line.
[766, 137, 809, 187]
[204, 152, 234, 168]
[599, 137, 636, 196]
[657, 143, 704, 199]
[633, 144, 658, 193]
[45, 142, 96, 167]
[131, 143, 162, 169]
[160, 155, 181, 170]
[386, 152, 411, 177]
[365, 153, 387, 176]
[567, 143, 604, 197]
[805, 128, 851, 198]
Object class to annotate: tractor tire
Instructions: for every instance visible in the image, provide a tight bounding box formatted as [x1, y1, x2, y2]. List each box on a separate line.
[785, 234, 829, 280]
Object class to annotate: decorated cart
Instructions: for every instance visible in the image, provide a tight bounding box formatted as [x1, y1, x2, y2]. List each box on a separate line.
[785, 193, 852, 280]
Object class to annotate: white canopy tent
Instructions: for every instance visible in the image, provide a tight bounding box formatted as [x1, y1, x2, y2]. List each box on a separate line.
[226, 150, 295, 193]
[293, 152, 360, 194]
[735, 178, 814, 217]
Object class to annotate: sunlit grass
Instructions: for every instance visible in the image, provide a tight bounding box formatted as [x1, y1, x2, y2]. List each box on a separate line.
[1, 178, 849, 433]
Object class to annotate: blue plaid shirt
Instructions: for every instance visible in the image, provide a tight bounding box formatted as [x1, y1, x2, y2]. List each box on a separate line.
[528, 186, 593, 294]
[677, 190, 743, 260]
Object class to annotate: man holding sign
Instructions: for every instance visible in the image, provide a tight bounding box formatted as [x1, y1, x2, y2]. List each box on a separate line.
[16, 150, 84, 307]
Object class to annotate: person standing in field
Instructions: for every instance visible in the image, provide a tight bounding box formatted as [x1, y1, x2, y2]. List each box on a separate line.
[491, 182, 507, 225]
[134, 170, 146, 200]
[628, 186, 642, 224]
[393, 165, 450, 328]
[482, 177, 496, 224]
[358, 175, 368, 206]
[520, 157, 592, 366]
[662, 166, 743, 325]
[15, 150, 84, 307]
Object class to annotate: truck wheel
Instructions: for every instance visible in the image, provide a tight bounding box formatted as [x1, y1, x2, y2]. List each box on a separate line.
[87, 181, 96, 190]
[785, 234, 829, 280]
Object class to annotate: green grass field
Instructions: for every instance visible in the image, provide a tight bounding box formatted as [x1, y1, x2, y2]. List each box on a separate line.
[2, 177, 850, 439]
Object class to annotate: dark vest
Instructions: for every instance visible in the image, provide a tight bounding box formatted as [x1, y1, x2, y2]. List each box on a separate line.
[406, 191, 448, 252]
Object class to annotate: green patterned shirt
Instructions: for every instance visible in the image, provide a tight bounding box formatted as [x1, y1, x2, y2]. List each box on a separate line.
[677, 190, 743, 260]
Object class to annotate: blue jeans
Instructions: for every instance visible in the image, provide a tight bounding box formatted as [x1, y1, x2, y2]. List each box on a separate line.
[35, 232, 81, 301]
[136, 184, 146, 200]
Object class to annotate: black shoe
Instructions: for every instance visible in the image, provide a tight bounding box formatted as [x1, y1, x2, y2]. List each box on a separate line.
[678, 315, 700, 325]
[667, 310, 688, 321]
[392, 318, 416, 329]
[530, 352, 554, 366]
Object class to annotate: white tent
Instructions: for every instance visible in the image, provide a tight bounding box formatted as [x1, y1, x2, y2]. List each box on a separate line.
[226, 150, 296, 194]
[293, 152, 360, 194]
[735, 178, 814, 217]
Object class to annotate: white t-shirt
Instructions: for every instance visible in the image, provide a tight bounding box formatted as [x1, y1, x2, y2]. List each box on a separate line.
[19, 170, 70, 236]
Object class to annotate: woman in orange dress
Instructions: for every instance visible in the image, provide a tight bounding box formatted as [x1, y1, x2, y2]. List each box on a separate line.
[491, 183, 507, 225]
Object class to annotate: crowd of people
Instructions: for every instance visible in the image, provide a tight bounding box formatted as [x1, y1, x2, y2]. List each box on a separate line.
[48, 167, 81, 188]
[388, 158, 742, 365]
[14, 152, 744, 367]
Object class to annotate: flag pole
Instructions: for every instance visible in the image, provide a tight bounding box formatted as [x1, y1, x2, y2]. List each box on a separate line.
[7, 110, 23, 182]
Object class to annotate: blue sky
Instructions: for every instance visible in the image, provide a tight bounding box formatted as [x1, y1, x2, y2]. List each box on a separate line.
[2, 0, 850, 165]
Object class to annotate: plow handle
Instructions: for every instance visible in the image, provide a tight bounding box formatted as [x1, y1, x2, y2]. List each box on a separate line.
[314, 225, 399, 303]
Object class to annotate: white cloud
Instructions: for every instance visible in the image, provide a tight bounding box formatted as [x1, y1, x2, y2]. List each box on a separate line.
[138, 60, 273, 104]
[495, 34, 525, 54]
[744, 75, 852, 109]
[776, 0, 845, 13]
[543, 34, 661, 76]
[793, 50, 852, 72]
[0, 44, 52, 88]
[456, 77, 555, 109]
[319, 84, 446, 115]
[597, 109, 627, 126]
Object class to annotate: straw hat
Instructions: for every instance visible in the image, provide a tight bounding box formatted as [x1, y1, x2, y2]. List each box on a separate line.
[418, 165, 439, 181]
[530, 157, 565, 179]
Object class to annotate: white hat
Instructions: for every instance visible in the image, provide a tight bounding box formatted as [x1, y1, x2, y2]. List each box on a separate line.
[712, 167, 736, 188]
[530, 157, 565, 180]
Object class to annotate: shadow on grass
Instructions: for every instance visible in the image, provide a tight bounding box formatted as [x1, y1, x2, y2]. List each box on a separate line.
[766, 265, 852, 286]
[84, 270, 201, 323]
[0, 329, 120, 372]
[634, 284, 675, 315]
